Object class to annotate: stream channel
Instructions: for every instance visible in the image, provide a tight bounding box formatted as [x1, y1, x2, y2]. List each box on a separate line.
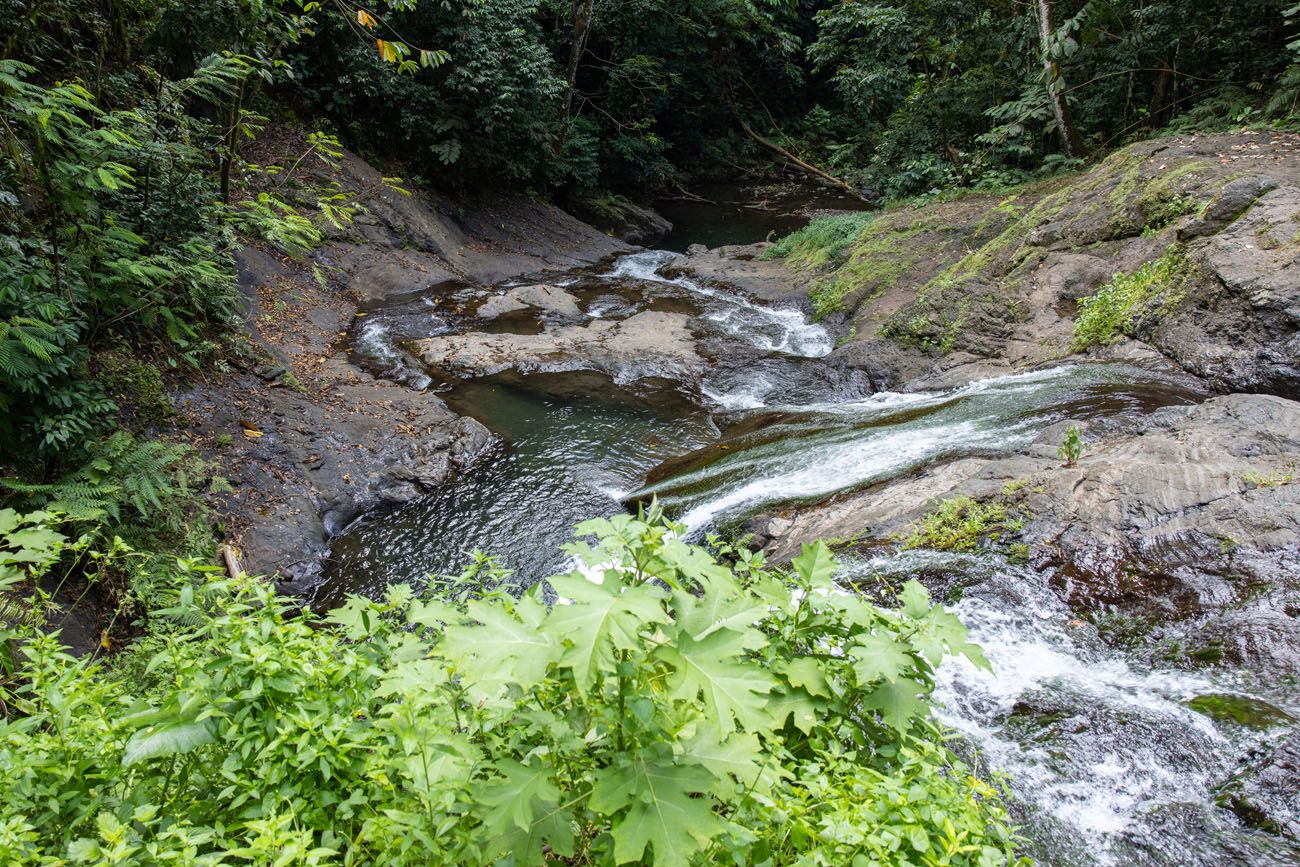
[320, 193, 1298, 866]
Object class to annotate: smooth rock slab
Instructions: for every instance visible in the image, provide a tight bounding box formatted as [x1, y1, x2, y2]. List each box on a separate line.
[414, 310, 705, 386]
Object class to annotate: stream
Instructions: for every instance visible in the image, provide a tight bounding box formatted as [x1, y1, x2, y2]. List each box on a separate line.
[322, 233, 1298, 865]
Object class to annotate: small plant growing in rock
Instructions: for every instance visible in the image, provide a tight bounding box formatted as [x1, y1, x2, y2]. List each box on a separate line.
[1243, 463, 1296, 488]
[1058, 425, 1085, 467]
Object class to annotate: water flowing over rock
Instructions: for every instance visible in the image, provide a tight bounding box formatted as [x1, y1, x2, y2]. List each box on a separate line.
[216, 133, 1300, 865]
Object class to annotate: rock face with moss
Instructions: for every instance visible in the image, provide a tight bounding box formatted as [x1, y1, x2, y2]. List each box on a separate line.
[734, 138, 1300, 755]
[756, 132, 1300, 396]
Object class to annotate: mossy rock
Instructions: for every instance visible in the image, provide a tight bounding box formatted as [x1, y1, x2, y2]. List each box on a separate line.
[1187, 693, 1296, 729]
[96, 350, 174, 428]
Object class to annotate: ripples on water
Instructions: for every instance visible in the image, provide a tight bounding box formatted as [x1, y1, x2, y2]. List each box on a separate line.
[636, 363, 1203, 534]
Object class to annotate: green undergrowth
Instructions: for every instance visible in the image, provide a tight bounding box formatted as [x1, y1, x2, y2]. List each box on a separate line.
[761, 211, 874, 270]
[1243, 463, 1297, 488]
[766, 146, 1219, 332]
[1072, 247, 1191, 350]
[0, 509, 1028, 866]
[898, 480, 1038, 563]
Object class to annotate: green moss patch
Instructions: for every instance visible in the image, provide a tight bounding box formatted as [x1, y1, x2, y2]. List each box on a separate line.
[1187, 693, 1297, 729]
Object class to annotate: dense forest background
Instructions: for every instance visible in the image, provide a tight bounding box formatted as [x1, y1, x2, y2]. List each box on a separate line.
[294, 0, 1300, 198]
[8, 0, 1299, 203]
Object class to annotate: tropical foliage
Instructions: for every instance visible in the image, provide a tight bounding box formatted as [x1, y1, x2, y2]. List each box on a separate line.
[287, 0, 1299, 197]
[0, 511, 1023, 866]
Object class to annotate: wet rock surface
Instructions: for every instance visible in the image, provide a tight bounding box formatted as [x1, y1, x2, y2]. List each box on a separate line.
[190, 133, 634, 585]
[1156, 184, 1300, 397]
[413, 310, 706, 388]
[665, 242, 813, 304]
[1218, 730, 1300, 840]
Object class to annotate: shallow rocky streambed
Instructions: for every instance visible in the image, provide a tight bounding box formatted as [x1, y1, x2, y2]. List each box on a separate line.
[321, 248, 1298, 866]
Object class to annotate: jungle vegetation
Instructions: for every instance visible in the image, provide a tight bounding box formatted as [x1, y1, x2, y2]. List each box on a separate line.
[2, 0, 1298, 863]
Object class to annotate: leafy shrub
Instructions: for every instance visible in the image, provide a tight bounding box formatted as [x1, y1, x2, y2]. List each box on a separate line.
[1058, 426, 1085, 467]
[0, 511, 1025, 865]
[0, 431, 210, 553]
[1072, 248, 1189, 350]
[0, 60, 239, 462]
[1243, 463, 1296, 488]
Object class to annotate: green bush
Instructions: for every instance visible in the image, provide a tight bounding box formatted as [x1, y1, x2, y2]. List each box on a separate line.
[762, 212, 875, 270]
[900, 495, 1023, 554]
[0, 510, 1025, 866]
[0, 60, 239, 462]
[1058, 426, 1085, 467]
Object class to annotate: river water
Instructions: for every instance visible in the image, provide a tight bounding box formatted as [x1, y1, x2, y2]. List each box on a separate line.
[324, 246, 1298, 865]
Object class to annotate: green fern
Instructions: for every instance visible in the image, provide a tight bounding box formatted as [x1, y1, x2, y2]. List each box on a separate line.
[2, 433, 194, 530]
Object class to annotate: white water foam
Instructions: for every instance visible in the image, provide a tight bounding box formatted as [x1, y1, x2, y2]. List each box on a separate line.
[670, 418, 1028, 532]
[356, 319, 432, 390]
[607, 250, 833, 358]
[701, 374, 773, 411]
[840, 550, 1243, 864]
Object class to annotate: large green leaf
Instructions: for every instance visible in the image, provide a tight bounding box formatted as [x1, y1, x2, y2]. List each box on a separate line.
[659, 628, 776, 734]
[477, 758, 561, 835]
[760, 685, 821, 735]
[680, 729, 770, 796]
[912, 605, 990, 670]
[778, 656, 830, 697]
[897, 579, 932, 618]
[656, 537, 738, 595]
[590, 753, 723, 867]
[122, 717, 215, 767]
[861, 678, 928, 732]
[441, 596, 560, 691]
[477, 758, 575, 866]
[848, 631, 913, 684]
[547, 572, 669, 688]
[674, 586, 768, 642]
[791, 540, 837, 588]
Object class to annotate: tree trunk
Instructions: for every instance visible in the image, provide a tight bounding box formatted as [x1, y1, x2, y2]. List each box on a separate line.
[1148, 63, 1174, 125]
[1036, 0, 1085, 158]
[556, 0, 594, 151]
[733, 113, 865, 199]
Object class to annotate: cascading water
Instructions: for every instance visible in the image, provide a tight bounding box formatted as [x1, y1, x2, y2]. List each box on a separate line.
[329, 246, 1296, 865]
[606, 250, 834, 358]
[633, 363, 1202, 534]
[840, 550, 1299, 867]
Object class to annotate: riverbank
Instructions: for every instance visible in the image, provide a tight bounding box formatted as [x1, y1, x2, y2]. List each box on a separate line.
[179, 133, 634, 587]
[658, 130, 1300, 859]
